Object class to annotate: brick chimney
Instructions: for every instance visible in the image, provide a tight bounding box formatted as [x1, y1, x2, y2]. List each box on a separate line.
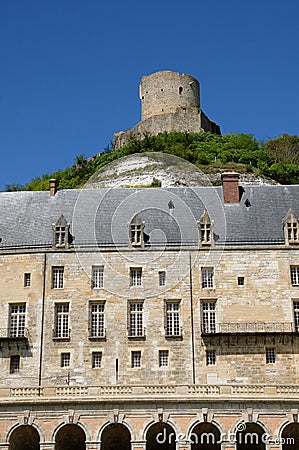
[49, 179, 57, 196]
[221, 172, 240, 204]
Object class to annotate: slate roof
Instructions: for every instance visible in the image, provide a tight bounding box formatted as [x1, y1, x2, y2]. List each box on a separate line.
[0, 185, 298, 249]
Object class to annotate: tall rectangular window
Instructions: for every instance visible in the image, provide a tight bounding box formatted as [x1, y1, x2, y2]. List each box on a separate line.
[61, 352, 70, 367]
[131, 351, 141, 368]
[9, 304, 26, 337]
[237, 276, 245, 286]
[52, 267, 64, 289]
[10, 355, 20, 374]
[266, 348, 276, 364]
[201, 267, 214, 288]
[54, 304, 70, 338]
[130, 268, 142, 286]
[24, 273, 31, 287]
[92, 266, 104, 289]
[206, 350, 216, 365]
[287, 222, 299, 242]
[55, 227, 66, 246]
[165, 302, 180, 336]
[201, 301, 216, 334]
[92, 351, 102, 368]
[159, 350, 169, 367]
[293, 302, 299, 332]
[90, 303, 105, 338]
[159, 271, 166, 286]
[200, 223, 211, 244]
[129, 302, 143, 337]
[290, 266, 299, 286]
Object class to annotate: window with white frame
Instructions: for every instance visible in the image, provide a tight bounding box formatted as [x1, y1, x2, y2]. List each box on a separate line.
[129, 213, 145, 247]
[201, 301, 216, 334]
[159, 350, 169, 367]
[92, 266, 104, 289]
[266, 348, 275, 364]
[9, 304, 26, 337]
[159, 271, 166, 286]
[61, 352, 70, 367]
[24, 273, 31, 287]
[206, 350, 216, 365]
[10, 355, 20, 374]
[90, 303, 105, 338]
[198, 210, 212, 245]
[55, 226, 66, 246]
[287, 221, 298, 242]
[130, 268, 142, 286]
[291, 266, 299, 286]
[131, 351, 141, 368]
[52, 267, 64, 289]
[165, 301, 181, 336]
[92, 351, 102, 368]
[283, 209, 299, 245]
[54, 304, 70, 339]
[52, 214, 70, 248]
[129, 302, 144, 337]
[293, 302, 299, 332]
[201, 267, 214, 288]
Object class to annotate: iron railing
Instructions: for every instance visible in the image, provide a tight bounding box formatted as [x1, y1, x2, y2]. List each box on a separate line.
[201, 322, 295, 335]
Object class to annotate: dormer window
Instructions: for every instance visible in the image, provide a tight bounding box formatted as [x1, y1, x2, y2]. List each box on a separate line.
[129, 213, 145, 247]
[283, 209, 299, 245]
[198, 210, 213, 246]
[52, 214, 70, 249]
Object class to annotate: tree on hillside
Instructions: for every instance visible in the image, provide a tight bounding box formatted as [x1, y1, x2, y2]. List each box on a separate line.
[263, 134, 299, 165]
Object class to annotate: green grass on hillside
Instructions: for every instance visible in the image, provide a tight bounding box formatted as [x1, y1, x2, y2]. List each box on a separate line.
[4, 132, 299, 191]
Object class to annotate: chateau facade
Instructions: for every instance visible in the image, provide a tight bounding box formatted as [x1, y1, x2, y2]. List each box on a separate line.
[0, 174, 299, 449]
[114, 71, 221, 149]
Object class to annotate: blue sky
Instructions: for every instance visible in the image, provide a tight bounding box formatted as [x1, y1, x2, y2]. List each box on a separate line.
[0, 0, 298, 190]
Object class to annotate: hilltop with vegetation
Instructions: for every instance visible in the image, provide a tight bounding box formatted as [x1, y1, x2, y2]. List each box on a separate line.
[4, 132, 299, 191]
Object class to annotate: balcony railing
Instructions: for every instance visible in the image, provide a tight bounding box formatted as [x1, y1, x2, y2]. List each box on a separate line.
[1, 384, 299, 401]
[0, 328, 30, 340]
[201, 322, 295, 335]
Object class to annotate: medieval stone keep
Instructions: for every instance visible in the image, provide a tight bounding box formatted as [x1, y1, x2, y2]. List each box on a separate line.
[1, 171, 299, 449]
[114, 71, 220, 148]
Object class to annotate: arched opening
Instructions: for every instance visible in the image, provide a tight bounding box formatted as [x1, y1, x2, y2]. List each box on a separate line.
[179, 86, 183, 95]
[101, 423, 131, 450]
[282, 423, 299, 449]
[146, 422, 176, 450]
[9, 425, 40, 450]
[236, 423, 266, 450]
[190, 422, 221, 449]
[55, 424, 86, 450]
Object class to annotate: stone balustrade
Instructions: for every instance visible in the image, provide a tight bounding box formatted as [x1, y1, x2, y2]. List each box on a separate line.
[0, 384, 298, 402]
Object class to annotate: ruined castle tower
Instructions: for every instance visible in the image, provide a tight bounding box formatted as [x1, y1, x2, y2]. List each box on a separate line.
[114, 70, 220, 148]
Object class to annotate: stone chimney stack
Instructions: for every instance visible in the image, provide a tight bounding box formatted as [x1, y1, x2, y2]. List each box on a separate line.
[49, 179, 57, 196]
[221, 172, 240, 204]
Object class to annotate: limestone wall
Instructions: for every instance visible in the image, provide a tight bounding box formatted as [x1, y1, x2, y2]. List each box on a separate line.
[113, 70, 221, 149]
[114, 109, 220, 149]
[0, 246, 298, 388]
[140, 71, 200, 121]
